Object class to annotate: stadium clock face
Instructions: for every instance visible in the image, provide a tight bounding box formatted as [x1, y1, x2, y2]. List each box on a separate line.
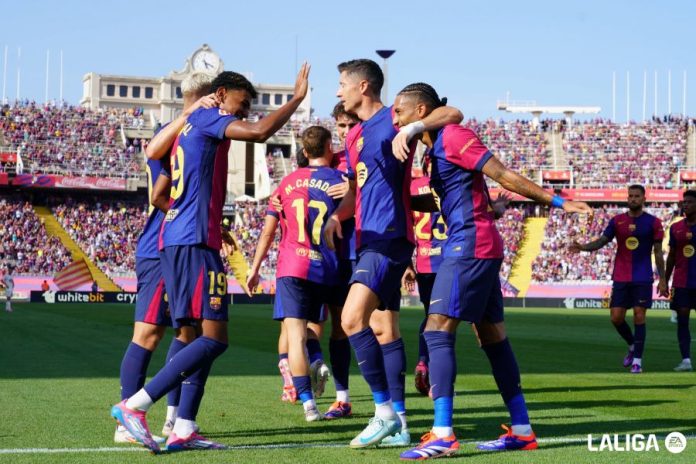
[192, 50, 220, 72]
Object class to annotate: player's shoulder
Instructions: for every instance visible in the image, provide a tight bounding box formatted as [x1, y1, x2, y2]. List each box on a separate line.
[190, 107, 234, 125]
[345, 123, 363, 145]
[442, 124, 477, 142]
[671, 217, 686, 230]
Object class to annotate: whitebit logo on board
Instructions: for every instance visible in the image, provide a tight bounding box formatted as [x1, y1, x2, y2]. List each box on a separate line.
[563, 297, 575, 309]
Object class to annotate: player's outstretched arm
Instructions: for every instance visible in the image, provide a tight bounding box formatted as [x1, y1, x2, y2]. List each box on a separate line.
[393, 106, 464, 161]
[246, 215, 279, 295]
[654, 242, 668, 296]
[225, 63, 310, 143]
[150, 174, 172, 213]
[145, 94, 218, 159]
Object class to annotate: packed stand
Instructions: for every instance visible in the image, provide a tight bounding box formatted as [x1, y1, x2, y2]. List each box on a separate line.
[51, 198, 147, 276]
[563, 118, 688, 189]
[0, 101, 143, 178]
[0, 197, 71, 274]
[532, 205, 677, 283]
[497, 206, 527, 280]
[227, 201, 278, 280]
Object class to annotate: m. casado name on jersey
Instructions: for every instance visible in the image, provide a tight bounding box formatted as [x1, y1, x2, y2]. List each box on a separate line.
[284, 178, 332, 195]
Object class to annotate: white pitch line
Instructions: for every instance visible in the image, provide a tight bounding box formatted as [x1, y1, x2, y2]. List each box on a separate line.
[1, 435, 693, 454]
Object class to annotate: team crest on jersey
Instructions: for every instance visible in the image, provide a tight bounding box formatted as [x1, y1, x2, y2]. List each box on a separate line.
[629, 224, 636, 231]
[684, 245, 695, 258]
[356, 137, 364, 153]
[356, 162, 368, 188]
[419, 247, 429, 256]
[625, 237, 640, 250]
[210, 296, 222, 311]
[165, 209, 179, 221]
[687, 232, 693, 240]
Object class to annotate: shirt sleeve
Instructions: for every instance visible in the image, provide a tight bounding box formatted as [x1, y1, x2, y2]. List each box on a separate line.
[440, 126, 493, 171]
[653, 217, 665, 242]
[194, 108, 237, 140]
[602, 218, 616, 240]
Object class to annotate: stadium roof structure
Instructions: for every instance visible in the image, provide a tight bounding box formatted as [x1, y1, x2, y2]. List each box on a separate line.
[497, 100, 601, 127]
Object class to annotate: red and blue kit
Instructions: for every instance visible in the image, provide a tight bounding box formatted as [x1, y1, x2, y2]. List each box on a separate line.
[603, 212, 663, 309]
[134, 151, 172, 326]
[159, 107, 236, 326]
[427, 125, 504, 323]
[669, 218, 696, 309]
[344, 106, 415, 310]
[267, 166, 345, 322]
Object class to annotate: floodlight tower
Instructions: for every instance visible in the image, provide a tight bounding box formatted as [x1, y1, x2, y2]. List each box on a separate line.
[376, 50, 395, 104]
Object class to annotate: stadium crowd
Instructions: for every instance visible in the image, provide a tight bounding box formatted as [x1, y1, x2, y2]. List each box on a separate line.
[563, 118, 688, 189]
[51, 198, 147, 276]
[0, 101, 143, 178]
[0, 196, 71, 274]
[532, 204, 677, 283]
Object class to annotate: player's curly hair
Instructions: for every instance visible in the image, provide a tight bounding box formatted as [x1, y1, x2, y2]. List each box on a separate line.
[331, 102, 359, 121]
[337, 59, 384, 94]
[210, 71, 258, 99]
[398, 82, 447, 110]
[683, 189, 696, 200]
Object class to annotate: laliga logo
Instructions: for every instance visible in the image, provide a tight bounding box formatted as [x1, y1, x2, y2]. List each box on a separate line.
[587, 432, 686, 453]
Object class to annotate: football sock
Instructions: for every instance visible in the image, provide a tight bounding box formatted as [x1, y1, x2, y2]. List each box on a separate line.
[166, 406, 178, 423]
[613, 321, 635, 346]
[119, 342, 153, 400]
[482, 338, 531, 428]
[329, 337, 351, 392]
[375, 399, 396, 420]
[633, 323, 646, 359]
[165, 338, 188, 407]
[142, 336, 227, 405]
[633, 357, 642, 366]
[336, 390, 350, 403]
[424, 331, 456, 399]
[178, 359, 213, 421]
[306, 339, 323, 364]
[432, 397, 454, 438]
[172, 418, 196, 438]
[418, 318, 429, 363]
[381, 338, 406, 414]
[348, 327, 390, 404]
[677, 314, 691, 360]
[293, 375, 313, 403]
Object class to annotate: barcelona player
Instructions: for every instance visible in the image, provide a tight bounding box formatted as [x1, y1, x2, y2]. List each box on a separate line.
[323, 59, 463, 448]
[665, 189, 696, 372]
[115, 72, 216, 444]
[248, 126, 345, 421]
[572, 185, 667, 373]
[390, 83, 591, 459]
[111, 64, 311, 453]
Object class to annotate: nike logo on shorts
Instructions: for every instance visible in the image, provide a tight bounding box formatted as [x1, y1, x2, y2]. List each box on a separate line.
[430, 299, 443, 305]
[356, 269, 369, 274]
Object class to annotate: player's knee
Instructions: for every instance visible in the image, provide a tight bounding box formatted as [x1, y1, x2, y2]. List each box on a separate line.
[424, 314, 451, 332]
[341, 314, 364, 336]
[176, 325, 198, 344]
[610, 313, 625, 325]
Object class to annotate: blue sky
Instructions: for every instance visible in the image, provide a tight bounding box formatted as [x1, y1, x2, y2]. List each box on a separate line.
[1, 0, 694, 121]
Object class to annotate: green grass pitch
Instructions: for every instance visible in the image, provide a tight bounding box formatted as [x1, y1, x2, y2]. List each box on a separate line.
[0, 303, 694, 463]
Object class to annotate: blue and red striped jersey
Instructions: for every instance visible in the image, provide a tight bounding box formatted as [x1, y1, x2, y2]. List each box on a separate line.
[159, 107, 236, 251]
[602, 212, 663, 283]
[267, 166, 344, 284]
[669, 218, 696, 289]
[410, 176, 446, 274]
[345, 106, 414, 249]
[428, 124, 503, 259]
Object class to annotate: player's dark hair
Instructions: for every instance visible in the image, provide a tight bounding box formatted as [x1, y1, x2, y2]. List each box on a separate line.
[628, 184, 646, 194]
[398, 82, 448, 110]
[331, 102, 359, 121]
[296, 149, 309, 168]
[337, 59, 384, 95]
[210, 71, 258, 99]
[301, 126, 332, 160]
[683, 190, 696, 200]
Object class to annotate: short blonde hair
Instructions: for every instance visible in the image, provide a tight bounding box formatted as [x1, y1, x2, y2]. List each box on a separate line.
[181, 72, 215, 96]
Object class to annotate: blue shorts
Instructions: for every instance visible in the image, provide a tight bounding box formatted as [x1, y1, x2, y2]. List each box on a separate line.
[160, 245, 229, 327]
[274, 277, 330, 323]
[671, 288, 696, 310]
[351, 239, 414, 311]
[134, 257, 171, 326]
[428, 258, 504, 324]
[416, 273, 437, 314]
[329, 259, 355, 308]
[609, 282, 653, 309]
